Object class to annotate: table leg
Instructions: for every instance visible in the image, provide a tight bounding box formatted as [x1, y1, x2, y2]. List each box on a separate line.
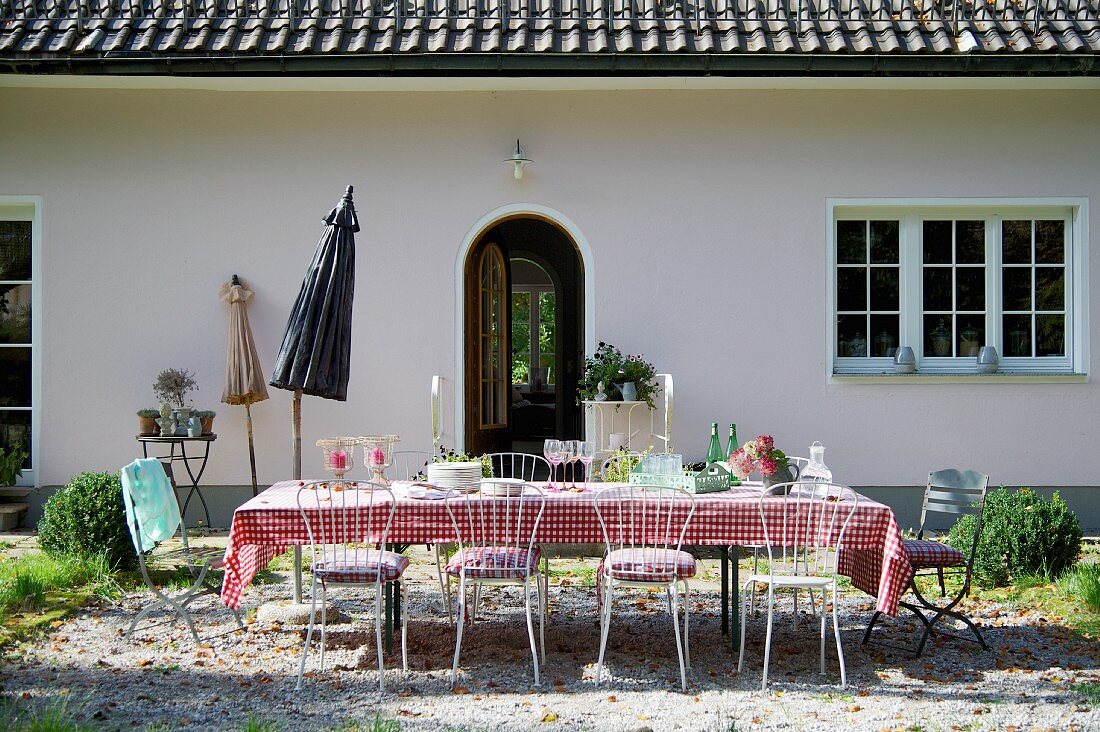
[730, 546, 740, 653]
[178, 440, 213, 528]
[720, 546, 729, 637]
[293, 547, 303, 604]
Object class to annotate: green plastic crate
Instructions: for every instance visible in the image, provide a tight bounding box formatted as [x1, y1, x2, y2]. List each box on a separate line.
[628, 461, 737, 493]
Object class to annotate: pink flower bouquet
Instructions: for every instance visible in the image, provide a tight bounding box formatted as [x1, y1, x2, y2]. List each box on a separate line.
[729, 434, 789, 480]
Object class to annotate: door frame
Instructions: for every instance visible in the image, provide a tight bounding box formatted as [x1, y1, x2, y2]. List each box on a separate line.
[453, 204, 595, 451]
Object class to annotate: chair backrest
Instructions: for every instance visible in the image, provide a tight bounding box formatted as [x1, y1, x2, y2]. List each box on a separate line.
[296, 480, 397, 577]
[392, 450, 433, 481]
[599, 452, 644, 482]
[917, 469, 989, 542]
[119, 458, 184, 554]
[593, 484, 696, 582]
[484, 452, 551, 482]
[758, 481, 859, 577]
[444, 481, 546, 564]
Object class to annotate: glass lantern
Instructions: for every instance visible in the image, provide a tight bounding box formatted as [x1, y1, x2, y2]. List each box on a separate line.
[359, 434, 401, 485]
[316, 437, 359, 482]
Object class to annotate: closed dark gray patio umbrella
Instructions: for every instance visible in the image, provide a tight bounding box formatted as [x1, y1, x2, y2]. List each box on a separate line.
[269, 185, 358, 481]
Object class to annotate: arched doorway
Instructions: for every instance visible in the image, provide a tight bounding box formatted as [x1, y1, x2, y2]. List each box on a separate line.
[461, 215, 585, 456]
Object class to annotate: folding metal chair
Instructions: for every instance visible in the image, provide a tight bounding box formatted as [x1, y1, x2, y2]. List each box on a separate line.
[862, 469, 990, 657]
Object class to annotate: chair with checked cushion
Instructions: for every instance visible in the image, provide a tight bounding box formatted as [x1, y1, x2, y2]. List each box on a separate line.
[862, 469, 989, 657]
[445, 480, 547, 687]
[120, 459, 243, 645]
[593, 484, 697, 691]
[295, 479, 409, 692]
[738, 481, 859, 691]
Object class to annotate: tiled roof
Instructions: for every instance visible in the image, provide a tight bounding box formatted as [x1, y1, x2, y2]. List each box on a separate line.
[1, 0, 1098, 72]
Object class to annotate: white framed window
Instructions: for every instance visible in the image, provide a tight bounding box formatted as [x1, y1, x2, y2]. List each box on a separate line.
[829, 199, 1088, 377]
[511, 286, 556, 388]
[0, 198, 40, 486]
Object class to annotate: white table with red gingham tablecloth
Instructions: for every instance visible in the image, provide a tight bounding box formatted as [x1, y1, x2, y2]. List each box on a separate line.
[220, 480, 913, 648]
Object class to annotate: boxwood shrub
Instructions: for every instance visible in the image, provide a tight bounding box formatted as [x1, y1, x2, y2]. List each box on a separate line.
[947, 487, 1082, 588]
[37, 471, 137, 571]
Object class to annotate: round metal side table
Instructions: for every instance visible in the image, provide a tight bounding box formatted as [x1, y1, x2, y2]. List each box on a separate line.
[136, 434, 217, 527]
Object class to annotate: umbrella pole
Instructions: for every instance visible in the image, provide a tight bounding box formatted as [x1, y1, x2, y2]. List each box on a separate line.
[246, 403, 259, 497]
[292, 388, 303, 604]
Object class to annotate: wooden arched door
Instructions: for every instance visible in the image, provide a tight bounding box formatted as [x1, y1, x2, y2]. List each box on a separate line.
[464, 240, 510, 455]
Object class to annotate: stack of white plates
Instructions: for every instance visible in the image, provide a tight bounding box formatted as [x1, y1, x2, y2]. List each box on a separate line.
[426, 461, 483, 490]
[481, 478, 527, 497]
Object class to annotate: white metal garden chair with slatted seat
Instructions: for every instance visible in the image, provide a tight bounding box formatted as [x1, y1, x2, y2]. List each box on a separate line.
[738, 481, 859, 691]
[391, 449, 454, 620]
[747, 457, 815, 617]
[862, 469, 990, 657]
[295, 479, 409, 693]
[119, 458, 243, 645]
[445, 480, 547, 687]
[593, 483, 697, 691]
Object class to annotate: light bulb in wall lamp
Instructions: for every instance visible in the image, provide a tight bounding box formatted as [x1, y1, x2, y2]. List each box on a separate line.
[505, 139, 533, 179]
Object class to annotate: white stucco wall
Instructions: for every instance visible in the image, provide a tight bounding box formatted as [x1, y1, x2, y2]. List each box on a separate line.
[1, 84, 1098, 488]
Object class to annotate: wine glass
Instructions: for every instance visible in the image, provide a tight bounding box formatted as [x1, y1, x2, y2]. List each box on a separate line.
[577, 441, 595, 491]
[543, 439, 563, 490]
[560, 440, 578, 489]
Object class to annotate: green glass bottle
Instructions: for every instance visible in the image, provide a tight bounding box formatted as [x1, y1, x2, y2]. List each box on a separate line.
[706, 422, 725, 464]
[727, 423, 738, 459]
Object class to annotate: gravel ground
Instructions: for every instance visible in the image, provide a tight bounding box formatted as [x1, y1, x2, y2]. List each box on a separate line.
[2, 548, 1098, 732]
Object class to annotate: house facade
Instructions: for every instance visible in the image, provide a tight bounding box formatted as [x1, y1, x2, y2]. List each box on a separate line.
[1, 0, 1098, 528]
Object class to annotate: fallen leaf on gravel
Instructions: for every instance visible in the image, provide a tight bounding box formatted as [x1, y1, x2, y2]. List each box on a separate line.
[49, 620, 63, 628]
[637, 714, 649, 721]
[397, 710, 421, 717]
[540, 710, 558, 722]
[857, 690, 869, 697]
[136, 659, 153, 667]
[847, 705, 861, 712]
[486, 681, 499, 688]
[453, 685, 470, 695]
[607, 696, 617, 702]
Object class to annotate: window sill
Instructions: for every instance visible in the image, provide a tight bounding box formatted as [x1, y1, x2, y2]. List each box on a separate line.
[830, 372, 1088, 384]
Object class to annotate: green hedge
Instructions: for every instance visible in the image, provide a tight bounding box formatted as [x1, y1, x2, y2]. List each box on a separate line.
[37, 471, 137, 572]
[947, 487, 1082, 588]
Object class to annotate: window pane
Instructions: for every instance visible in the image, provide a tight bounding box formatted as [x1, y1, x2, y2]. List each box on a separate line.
[955, 268, 985, 312]
[957, 315, 984, 358]
[956, 221, 985, 264]
[1036, 314, 1065, 357]
[0, 348, 31, 406]
[0, 284, 31, 344]
[836, 268, 866, 311]
[1002, 268, 1032, 311]
[924, 316, 953, 357]
[1002, 220, 1032, 264]
[870, 315, 899, 357]
[1035, 268, 1065, 311]
[0, 222, 31, 281]
[1003, 314, 1032, 357]
[538, 292, 555, 323]
[0, 409, 30, 469]
[869, 268, 898, 311]
[923, 267, 951, 311]
[869, 221, 899, 264]
[923, 221, 952, 264]
[836, 315, 866, 357]
[837, 221, 866, 264]
[1036, 220, 1065, 264]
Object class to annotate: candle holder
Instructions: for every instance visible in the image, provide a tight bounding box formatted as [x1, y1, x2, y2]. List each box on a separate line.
[358, 434, 400, 485]
[316, 437, 359, 482]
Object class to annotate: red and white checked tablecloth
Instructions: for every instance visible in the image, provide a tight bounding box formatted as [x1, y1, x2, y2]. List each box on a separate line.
[220, 480, 913, 614]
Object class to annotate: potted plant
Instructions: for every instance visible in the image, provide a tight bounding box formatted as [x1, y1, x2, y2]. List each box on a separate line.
[153, 368, 198, 423]
[0, 444, 28, 487]
[577, 342, 660, 408]
[137, 409, 160, 436]
[195, 410, 216, 435]
[729, 434, 794, 487]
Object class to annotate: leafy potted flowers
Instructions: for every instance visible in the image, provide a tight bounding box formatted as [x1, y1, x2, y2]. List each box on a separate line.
[729, 434, 795, 487]
[577, 342, 660, 408]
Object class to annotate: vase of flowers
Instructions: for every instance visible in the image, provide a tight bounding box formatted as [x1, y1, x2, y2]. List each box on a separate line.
[577, 342, 660, 409]
[729, 434, 795, 487]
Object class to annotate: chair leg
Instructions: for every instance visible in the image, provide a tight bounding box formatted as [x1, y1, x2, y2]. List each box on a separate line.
[670, 582, 687, 692]
[451, 577, 466, 687]
[537, 572, 546, 665]
[400, 580, 409, 673]
[682, 579, 691, 670]
[596, 578, 613, 687]
[296, 576, 320, 691]
[374, 582, 385, 693]
[435, 545, 453, 625]
[524, 578, 541, 688]
[832, 584, 847, 689]
[737, 579, 752, 674]
[749, 547, 759, 614]
[761, 585, 776, 691]
[819, 586, 828, 675]
[319, 582, 328, 675]
[861, 610, 884, 646]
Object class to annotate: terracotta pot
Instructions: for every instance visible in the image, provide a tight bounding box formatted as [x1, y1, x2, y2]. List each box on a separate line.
[200, 416, 214, 434]
[138, 417, 158, 436]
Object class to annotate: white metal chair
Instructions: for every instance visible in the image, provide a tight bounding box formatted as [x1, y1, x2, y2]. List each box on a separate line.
[593, 484, 697, 691]
[444, 480, 547, 687]
[748, 457, 815, 616]
[484, 452, 552, 482]
[738, 481, 859, 691]
[119, 459, 243, 644]
[862, 469, 990, 657]
[295, 480, 409, 692]
[392, 450, 433, 481]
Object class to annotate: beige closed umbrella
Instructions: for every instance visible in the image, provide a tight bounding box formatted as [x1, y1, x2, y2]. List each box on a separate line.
[221, 275, 269, 496]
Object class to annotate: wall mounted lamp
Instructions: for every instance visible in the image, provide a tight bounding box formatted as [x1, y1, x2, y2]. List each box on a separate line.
[505, 139, 533, 179]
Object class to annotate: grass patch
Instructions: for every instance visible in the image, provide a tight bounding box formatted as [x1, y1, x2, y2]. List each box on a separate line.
[0, 695, 95, 732]
[1070, 681, 1100, 707]
[241, 717, 282, 732]
[1057, 563, 1100, 612]
[336, 716, 402, 732]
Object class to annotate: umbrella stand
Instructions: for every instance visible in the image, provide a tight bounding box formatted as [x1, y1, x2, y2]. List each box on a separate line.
[291, 388, 303, 603]
[246, 403, 258, 496]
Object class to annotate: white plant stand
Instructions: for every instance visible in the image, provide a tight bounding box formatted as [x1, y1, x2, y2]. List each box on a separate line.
[584, 373, 673, 460]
